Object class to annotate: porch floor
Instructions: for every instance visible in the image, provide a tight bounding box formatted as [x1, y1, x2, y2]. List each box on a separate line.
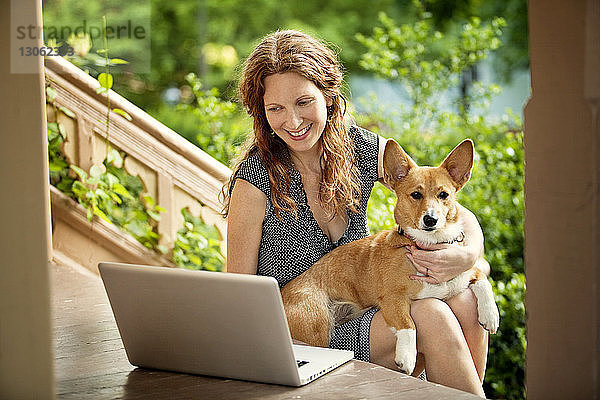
[52, 261, 480, 399]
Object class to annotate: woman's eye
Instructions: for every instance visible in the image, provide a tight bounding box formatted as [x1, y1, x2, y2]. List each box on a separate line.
[438, 191, 449, 200]
[298, 98, 313, 106]
[267, 106, 281, 112]
[410, 191, 422, 200]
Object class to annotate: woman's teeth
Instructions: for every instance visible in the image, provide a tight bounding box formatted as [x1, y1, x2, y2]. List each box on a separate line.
[288, 124, 311, 137]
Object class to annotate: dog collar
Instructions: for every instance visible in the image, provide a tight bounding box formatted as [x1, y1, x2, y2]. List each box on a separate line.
[397, 227, 465, 244]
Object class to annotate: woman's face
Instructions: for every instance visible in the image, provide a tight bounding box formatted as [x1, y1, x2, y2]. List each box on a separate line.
[263, 72, 332, 156]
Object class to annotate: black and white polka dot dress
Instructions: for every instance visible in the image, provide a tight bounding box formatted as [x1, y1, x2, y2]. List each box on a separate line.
[230, 126, 380, 362]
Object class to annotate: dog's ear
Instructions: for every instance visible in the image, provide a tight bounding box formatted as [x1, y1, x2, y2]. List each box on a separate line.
[383, 139, 417, 185]
[439, 139, 474, 190]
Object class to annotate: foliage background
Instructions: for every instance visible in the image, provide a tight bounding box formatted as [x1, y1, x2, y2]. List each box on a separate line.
[43, 1, 528, 398]
[355, 9, 525, 398]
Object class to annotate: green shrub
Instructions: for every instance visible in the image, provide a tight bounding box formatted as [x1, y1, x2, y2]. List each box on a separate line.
[158, 73, 250, 166]
[173, 208, 225, 271]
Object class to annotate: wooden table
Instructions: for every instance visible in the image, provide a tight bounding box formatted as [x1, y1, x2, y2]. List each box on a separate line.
[52, 262, 480, 399]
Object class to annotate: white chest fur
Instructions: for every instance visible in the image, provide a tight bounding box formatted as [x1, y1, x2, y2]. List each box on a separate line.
[414, 269, 472, 301]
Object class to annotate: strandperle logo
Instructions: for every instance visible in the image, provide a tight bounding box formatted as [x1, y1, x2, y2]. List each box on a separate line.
[16, 20, 148, 41]
[10, 0, 151, 74]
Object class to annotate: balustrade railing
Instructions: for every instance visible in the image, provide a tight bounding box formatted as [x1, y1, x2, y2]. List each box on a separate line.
[45, 56, 231, 274]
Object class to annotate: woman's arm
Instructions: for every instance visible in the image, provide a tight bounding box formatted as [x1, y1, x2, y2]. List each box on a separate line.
[226, 178, 267, 275]
[407, 204, 488, 283]
[458, 204, 490, 276]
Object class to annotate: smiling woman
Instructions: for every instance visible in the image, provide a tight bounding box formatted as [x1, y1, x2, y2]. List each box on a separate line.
[225, 30, 361, 221]
[222, 30, 488, 397]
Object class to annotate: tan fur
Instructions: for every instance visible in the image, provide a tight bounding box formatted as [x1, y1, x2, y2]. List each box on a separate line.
[281, 139, 498, 372]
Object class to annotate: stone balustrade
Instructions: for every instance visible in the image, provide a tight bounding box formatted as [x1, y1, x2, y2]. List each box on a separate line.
[45, 56, 231, 274]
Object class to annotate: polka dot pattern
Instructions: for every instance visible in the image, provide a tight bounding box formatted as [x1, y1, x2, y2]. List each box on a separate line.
[231, 126, 380, 361]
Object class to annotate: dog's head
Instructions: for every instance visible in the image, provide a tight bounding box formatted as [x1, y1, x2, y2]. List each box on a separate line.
[382, 139, 474, 245]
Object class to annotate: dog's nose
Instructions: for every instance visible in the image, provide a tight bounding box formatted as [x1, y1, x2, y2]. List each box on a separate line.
[423, 214, 438, 228]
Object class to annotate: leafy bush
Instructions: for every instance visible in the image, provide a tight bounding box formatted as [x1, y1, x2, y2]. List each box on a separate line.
[173, 208, 225, 272]
[357, 8, 524, 400]
[152, 73, 250, 166]
[489, 274, 526, 399]
[46, 43, 225, 271]
[47, 105, 226, 270]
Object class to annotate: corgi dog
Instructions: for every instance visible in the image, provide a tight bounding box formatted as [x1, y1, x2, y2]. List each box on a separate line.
[281, 138, 499, 375]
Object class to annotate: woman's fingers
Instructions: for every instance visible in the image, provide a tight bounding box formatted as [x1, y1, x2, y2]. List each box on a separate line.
[413, 242, 452, 251]
[406, 253, 427, 273]
[406, 253, 442, 278]
[406, 250, 440, 270]
[409, 274, 439, 284]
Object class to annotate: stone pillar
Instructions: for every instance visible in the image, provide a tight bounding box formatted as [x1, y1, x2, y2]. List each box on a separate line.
[525, 0, 600, 398]
[0, 0, 55, 398]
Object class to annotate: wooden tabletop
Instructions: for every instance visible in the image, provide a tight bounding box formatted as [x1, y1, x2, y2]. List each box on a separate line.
[52, 261, 480, 399]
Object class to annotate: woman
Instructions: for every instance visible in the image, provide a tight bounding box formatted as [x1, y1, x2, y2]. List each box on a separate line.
[223, 29, 488, 397]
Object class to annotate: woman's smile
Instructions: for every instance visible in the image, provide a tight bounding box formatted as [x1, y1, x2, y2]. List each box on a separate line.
[286, 123, 313, 140]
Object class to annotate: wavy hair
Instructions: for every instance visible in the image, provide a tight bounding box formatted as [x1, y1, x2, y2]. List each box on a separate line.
[222, 30, 361, 220]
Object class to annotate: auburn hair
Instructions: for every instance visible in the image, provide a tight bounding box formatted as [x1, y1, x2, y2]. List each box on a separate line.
[222, 30, 361, 220]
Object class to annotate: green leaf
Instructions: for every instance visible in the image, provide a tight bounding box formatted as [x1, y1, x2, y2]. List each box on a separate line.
[109, 58, 129, 65]
[95, 188, 110, 201]
[106, 149, 123, 168]
[112, 108, 132, 121]
[98, 73, 113, 89]
[58, 124, 67, 139]
[71, 180, 88, 195]
[59, 106, 75, 118]
[189, 254, 203, 266]
[105, 172, 119, 187]
[46, 87, 58, 102]
[87, 176, 101, 186]
[155, 205, 167, 213]
[112, 182, 134, 200]
[89, 164, 105, 178]
[70, 165, 88, 181]
[49, 159, 68, 172]
[109, 191, 122, 204]
[55, 179, 74, 193]
[96, 86, 108, 94]
[47, 129, 59, 143]
[93, 205, 112, 224]
[147, 210, 161, 221]
[143, 195, 155, 207]
[47, 122, 59, 133]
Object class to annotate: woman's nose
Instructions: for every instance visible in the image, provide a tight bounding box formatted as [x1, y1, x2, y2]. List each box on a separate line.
[284, 108, 302, 129]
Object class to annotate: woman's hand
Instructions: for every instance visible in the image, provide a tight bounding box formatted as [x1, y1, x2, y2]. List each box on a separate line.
[407, 242, 477, 284]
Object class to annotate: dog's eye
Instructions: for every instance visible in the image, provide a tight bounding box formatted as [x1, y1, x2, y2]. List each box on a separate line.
[438, 191, 449, 200]
[410, 191, 423, 200]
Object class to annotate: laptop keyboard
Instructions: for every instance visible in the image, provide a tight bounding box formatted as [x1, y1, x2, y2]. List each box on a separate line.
[296, 360, 309, 368]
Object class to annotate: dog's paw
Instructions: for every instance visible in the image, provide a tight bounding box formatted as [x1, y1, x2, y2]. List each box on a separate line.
[470, 279, 500, 334]
[392, 328, 417, 375]
[478, 302, 500, 334]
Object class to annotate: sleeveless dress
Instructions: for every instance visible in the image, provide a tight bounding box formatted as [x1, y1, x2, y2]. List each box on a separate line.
[230, 125, 380, 362]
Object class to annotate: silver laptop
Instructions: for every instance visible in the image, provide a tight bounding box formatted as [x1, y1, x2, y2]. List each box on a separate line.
[98, 262, 354, 386]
